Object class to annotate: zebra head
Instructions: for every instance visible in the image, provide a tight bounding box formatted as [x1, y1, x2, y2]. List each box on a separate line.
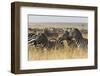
[60, 30, 71, 40]
[35, 33, 48, 44]
[68, 28, 83, 40]
[68, 28, 88, 48]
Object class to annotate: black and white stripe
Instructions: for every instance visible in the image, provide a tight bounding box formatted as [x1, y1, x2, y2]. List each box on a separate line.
[69, 28, 88, 48]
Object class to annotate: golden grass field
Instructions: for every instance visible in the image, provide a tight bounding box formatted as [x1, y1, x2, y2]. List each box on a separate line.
[28, 40, 88, 61]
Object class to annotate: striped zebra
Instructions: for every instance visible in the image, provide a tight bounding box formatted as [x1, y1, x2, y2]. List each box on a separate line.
[28, 33, 36, 41]
[28, 32, 64, 51]
[28, 33, 38, 46]
[59, 30, 77, 48]
[69, 28, 88, 48]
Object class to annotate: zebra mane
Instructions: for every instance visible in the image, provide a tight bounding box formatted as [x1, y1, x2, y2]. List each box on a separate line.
[74, 28, 83, 39]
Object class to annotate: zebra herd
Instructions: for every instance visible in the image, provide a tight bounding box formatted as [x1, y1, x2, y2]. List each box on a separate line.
[28, 28, 88, 50]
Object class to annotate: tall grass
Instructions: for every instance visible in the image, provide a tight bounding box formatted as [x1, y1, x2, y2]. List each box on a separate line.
[28, 44, 88, 61]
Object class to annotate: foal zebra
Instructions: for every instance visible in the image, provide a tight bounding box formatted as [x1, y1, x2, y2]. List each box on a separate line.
[69, 28, 88, 48]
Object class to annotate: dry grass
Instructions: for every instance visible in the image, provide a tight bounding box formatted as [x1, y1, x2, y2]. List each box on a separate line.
[28, 42, 88, 61]
[28, 23, 88, 60]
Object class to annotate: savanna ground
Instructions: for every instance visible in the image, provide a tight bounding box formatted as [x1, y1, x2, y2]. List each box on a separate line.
[28, 23, 88, 61]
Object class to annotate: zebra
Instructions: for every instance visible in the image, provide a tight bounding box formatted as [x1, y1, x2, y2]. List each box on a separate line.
[28, 32, 64, 51]
[69, 28, 88, 48]
[28, 33, 37, 41]
[28, 33, 38, 46]
[59, 30, 77, 48]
